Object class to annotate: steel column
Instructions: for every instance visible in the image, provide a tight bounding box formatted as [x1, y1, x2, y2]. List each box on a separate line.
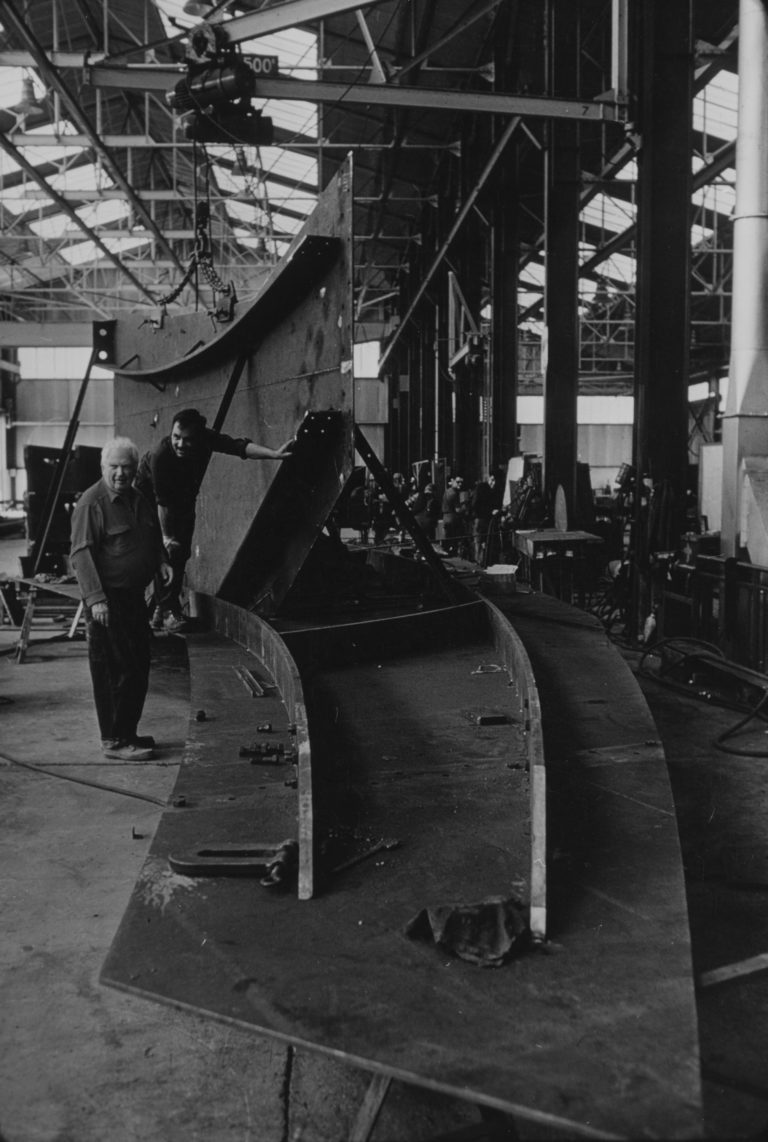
[631, 0, 692, 632]
[634, 1, 692, 492]
[720, 0, 768, 556]
[543, 0, 580, 522]
[491, 151, 520, 474]
[631, 0, 693, 633]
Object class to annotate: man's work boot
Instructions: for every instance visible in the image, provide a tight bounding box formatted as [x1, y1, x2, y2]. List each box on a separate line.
[102, 740, 154, 761]
[163, 612, 189, 633]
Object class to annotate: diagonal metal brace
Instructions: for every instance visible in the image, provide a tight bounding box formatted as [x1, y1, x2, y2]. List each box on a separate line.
[353, 425, 464, 604]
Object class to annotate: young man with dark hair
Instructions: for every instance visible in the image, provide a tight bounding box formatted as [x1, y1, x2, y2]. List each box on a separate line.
[135, 409, 293, 631]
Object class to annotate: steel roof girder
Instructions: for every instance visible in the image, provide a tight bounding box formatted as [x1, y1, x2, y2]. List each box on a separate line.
[85, 67, 624, 121]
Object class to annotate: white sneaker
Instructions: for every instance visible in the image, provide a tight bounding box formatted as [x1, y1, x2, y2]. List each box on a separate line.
[102, 741, 154, 761]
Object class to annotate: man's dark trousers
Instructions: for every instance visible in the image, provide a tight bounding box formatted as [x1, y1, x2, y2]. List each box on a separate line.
[86, 588, 151, 744]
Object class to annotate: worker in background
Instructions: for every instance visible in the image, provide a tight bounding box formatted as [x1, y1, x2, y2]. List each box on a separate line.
[441, 475, 465, 556]
[469, 476, 495, 565]
[69, 437, 172, 762]
[135, 408, 293, 632]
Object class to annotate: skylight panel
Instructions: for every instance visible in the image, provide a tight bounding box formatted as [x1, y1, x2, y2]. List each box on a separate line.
[78, 199, 132, 227]
[594, 251, 636, 285]
[0, 65, 22, 108]
[8, 142, 81, 168]
[691, 221, 714, 247]
[27, 212, 68, 240]
[694, 71, 738, 142]
[580, 192, 636, 234]
[261, 179, 315, 215]
[520, 261, 545, 288]
[258, 147, 317, 186]
[59, 236, 149, 265]
[692, 176, 735, 218]
[615, 159, 637, 182]
[215, 168, 313, 217]
[225, 198, 265, 224]
[47, 163, 114, 195]
[214, 165, 240, 195]
[260, 98, 317, 138]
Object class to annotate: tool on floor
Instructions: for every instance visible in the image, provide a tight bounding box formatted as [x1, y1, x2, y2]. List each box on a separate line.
[238, 740, 292, 764]
[332, 837, 400, 874]
[233, 664, 275, 697]
[168, 839, 298, 887]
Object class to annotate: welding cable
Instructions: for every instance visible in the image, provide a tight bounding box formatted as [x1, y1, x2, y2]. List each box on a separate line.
[714, 691, 768, 757]
[637, 637, 768, 757]
[0, 749, 168, 807]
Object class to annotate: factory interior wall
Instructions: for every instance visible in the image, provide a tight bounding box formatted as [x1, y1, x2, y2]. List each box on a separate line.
[518, 422, 634, 490]
[5, 359, 115, 503]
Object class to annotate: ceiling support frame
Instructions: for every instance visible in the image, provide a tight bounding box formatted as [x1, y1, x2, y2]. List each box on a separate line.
[379, 116, 520, 374]
[1, 0, 183, 277]
[0, 133, 156, 306]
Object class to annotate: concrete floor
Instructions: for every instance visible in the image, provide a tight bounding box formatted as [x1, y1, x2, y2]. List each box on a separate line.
[0, 538, 481, 1142]
[2, 531, 768, 1141]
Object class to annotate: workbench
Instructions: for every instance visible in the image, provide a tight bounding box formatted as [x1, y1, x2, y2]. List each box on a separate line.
[8, 577, 84, 664]
[512, 528, 603, 604]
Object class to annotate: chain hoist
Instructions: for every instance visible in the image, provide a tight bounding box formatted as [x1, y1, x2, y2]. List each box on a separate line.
[154, 201, 236, 323]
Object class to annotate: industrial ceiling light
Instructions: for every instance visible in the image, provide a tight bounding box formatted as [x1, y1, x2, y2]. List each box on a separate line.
[183, 0, 215, 16]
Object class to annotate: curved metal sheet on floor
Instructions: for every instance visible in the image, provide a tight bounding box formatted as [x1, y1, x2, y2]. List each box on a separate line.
[100, 591, 701, 1140]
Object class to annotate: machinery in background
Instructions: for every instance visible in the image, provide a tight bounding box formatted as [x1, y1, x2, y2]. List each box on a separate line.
[21, 444, 100, 576]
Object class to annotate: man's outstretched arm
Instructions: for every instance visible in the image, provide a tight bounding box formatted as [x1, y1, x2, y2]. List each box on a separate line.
[243, 439, 294, 461]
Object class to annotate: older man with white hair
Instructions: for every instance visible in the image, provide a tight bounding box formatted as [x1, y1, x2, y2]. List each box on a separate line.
[70, 437, 172, 761]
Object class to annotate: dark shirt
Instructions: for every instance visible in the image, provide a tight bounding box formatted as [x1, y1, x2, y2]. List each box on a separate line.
[442, 487, 460, 517]
[470, 482, 494, 520]
[135, 429, 251, 515]
[70, 480, 167, 606]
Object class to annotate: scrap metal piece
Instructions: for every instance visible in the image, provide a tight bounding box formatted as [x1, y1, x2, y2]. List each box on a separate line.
[333, 837, 400, 874]
[234, 664, 267, 696]
[168, 839, 297, 879]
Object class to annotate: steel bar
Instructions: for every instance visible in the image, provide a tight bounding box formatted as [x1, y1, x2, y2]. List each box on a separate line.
[86, 67, 623, 121]
[212, 0, 383, 44]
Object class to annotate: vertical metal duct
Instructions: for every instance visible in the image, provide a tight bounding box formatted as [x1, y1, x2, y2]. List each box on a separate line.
[721, 0, 768, 557]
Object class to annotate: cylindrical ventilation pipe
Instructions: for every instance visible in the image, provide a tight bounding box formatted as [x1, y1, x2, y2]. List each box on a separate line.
[720, 0, 768, 555]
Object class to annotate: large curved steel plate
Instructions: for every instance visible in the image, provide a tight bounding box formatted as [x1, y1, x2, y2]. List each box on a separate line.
[112, 159, 355, 599]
